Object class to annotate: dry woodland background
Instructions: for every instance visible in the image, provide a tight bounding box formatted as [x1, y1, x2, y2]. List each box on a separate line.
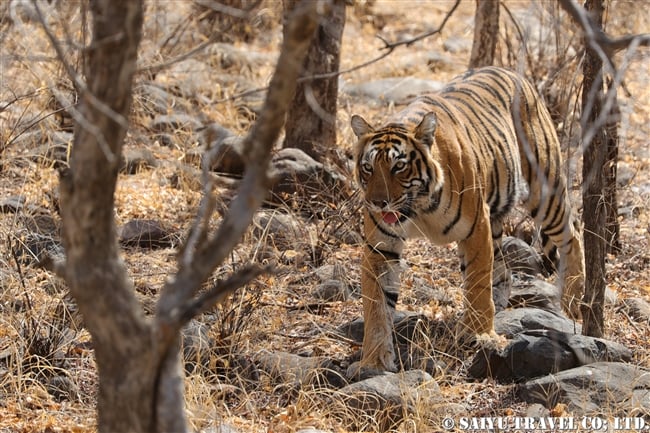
[1, 1, 650, 432]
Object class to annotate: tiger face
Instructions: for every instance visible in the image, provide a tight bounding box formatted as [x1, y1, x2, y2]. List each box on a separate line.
[351, 113, 444, 225]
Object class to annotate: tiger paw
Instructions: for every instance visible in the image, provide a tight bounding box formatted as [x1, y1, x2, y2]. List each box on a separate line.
[474, 331, 508, 351]
[346, 361, 392, 381]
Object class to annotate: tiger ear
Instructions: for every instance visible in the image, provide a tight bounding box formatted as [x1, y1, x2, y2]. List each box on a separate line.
[414, 112, 437, 143]
[351, 115, 374, 138]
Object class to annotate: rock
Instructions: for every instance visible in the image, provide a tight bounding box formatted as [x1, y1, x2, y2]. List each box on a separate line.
[492, 273, 511, 314]
[119, 219, 175, 249]
[207, 42, 277, 72]
[296, 430, 330, 433]
[30, 137, 70, 168]
[254, 351, 346, 390]
[333, 370, 439, 432]
[617, 161, 636, 187]
[494, 307, 581, 337]
[150, 113, 203, 134]
[326, 223, 362, 245]
[313, 263, 352, 302]
[508, 278, 562, 313]
[341, 77, 444, 103]
[605, 287, 618, 305]
[268, 147, 350, 206]
[182, 320, 212, 374]
[201, 122, 236, 149]
[252, 211, 309, 250]
[46, 375, 80, 402]
[0, 195, 26, 213]
[120, 147, 158, 174]
[519, 362, 650, 416]
[469, 329, 631, 382]
[155, 58, 212, 98]
[23, 213, 60, 236]
[525, 403, 550, 418]
[501, 236, 545, 276]
[201, 423, 242, 433]
[313, 279, 351, 302]
[339, 312, 446, 376]
[443, 36, 472, 53]
[206, 135, 246, 175]
[339, 310, 443, 346]
[135, 82, 177, 115]
[620, 297, 650, 323]
[15, 232, 64, 265]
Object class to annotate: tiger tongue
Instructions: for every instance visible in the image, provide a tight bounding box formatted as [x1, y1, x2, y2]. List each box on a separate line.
[382, 211, 400, 224]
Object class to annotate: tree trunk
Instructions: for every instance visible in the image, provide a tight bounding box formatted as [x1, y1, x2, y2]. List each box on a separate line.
[282, 0, 345, 161]
[580, 0, 607, 338]
[469, 0, 499, 68]
[605, 86, 621, 254]
[54, 1, 328, 431]
[58, 1, 157, 431]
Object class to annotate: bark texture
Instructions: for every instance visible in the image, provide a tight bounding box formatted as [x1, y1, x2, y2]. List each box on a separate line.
[282, 0, 346, 161]
[469, 0, 499, 68]
[580, 0, 607, 338]
[54, 0, 329, 431]
[57, 1, 154, 431]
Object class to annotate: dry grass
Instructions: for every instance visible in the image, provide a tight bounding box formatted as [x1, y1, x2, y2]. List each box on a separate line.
[1, 1, 649, 432]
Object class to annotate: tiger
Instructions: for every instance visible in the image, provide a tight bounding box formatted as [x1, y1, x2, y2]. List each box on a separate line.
[350, 66, 585, 374]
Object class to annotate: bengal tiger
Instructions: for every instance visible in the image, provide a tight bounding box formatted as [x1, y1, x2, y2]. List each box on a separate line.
[350, 66, 585, 374]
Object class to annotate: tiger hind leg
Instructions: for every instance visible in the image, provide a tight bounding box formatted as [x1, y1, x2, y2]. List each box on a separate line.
[490, 216, 512, 312]
[528, 186, 585, 319]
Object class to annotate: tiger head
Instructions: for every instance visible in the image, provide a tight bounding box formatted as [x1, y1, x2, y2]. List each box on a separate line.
[351, 112, 444, 225]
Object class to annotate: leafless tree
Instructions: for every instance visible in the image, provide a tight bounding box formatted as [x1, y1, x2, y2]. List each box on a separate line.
[579, 0, 608, 338]
[282, 0, 346, 162]
[38, 0, 331, 431]
[469, 0, 500, 68]
[558, 0, 649, 337]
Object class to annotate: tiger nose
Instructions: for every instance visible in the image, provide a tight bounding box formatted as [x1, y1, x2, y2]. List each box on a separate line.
[371, 199, 389, 209]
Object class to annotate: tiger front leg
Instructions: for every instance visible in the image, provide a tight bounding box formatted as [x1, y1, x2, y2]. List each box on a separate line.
[354, 219, 405, 375]
[457, 204, 497, 340]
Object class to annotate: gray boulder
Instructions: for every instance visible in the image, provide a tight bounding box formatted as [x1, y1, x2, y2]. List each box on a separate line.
[519, 362, 650, 416]
[469, 329, 632, 382]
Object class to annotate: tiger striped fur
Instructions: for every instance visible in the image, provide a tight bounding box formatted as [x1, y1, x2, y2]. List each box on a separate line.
[351, 66, 585, 373]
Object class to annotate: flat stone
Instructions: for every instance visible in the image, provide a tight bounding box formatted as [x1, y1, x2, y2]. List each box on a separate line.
[334, 370, 439, 432]
[494, 307, 581, 337]
[519, 362, 650, 416]
[119, 219, 175, 249]
[620, 297, 650, 323]
[469, 329, 631, 382]
[254, 350, 346, 389]
[501, 236, 545, 276]
[150, 113, 203, 134]
[341, 77, 444, 103]
[0, 195, 26, 213]
[509, 278, 562, 313]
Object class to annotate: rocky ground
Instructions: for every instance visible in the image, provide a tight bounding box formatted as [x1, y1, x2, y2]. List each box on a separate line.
[1, 1, 649, 432]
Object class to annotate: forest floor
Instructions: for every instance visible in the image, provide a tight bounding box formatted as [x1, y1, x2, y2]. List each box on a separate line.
[1, 1, 650, 432]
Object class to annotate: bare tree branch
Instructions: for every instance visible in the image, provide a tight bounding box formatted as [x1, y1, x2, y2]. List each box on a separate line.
[156, 0, 330, 335]
[139, 1, 261, 75]
[558, 0, 650, 70]
[177, 264, 272, 325]
[216, 0, 461, 103]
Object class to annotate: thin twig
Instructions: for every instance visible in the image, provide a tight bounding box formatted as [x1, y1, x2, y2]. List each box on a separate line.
[177, 264, 272, 326]
[216, 0, 461, 103]
[558, 0, 650, 71]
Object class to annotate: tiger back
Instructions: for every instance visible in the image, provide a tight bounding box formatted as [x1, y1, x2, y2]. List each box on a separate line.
[350, 66, 585, 374]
